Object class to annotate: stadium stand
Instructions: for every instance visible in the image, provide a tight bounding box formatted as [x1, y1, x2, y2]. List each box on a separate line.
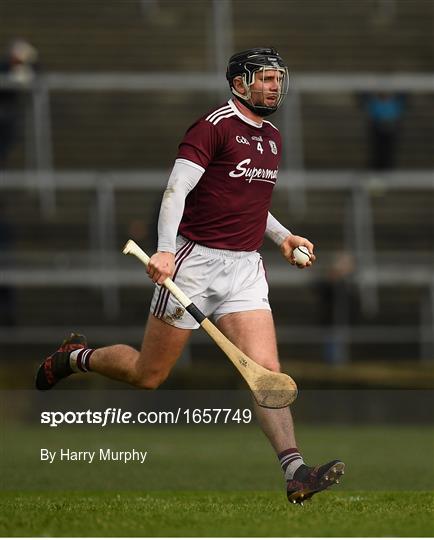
[0, 0, 432, 388]
[1, 0, 433, 169]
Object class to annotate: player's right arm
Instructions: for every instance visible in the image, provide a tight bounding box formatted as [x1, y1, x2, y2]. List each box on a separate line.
[147, 159, 204, 284]
[148, 117, 219, 284]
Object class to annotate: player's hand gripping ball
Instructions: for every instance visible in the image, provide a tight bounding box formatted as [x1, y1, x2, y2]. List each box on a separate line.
[293, 246, 311, 266]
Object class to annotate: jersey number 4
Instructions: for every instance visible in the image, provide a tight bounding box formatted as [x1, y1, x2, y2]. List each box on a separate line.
[256, 142, 264, 154]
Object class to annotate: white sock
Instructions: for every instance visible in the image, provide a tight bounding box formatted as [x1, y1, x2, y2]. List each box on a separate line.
[278, 448, 305, 480]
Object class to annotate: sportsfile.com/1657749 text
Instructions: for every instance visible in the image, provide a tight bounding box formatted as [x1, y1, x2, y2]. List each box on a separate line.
[40, 408, 253, 428]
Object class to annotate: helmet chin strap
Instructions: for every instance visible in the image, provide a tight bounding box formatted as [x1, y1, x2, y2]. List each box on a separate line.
[232, 92, 278, 118]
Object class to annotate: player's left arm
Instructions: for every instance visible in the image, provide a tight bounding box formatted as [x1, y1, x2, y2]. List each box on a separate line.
[265, 212, 316, 268]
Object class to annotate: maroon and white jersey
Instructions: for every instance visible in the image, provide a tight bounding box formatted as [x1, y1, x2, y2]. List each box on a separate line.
[177, 99, 281, 251]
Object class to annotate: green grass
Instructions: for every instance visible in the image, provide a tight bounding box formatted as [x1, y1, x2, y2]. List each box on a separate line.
[1, 424, 433, 536]
[1, 490, 433, 537]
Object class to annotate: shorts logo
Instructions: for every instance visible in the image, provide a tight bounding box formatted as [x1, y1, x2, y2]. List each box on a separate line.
[236, 135, 250, 145]
[269, 140, 278, 155]
[164, 307, 185, 324]
[172, 307, 185, 320]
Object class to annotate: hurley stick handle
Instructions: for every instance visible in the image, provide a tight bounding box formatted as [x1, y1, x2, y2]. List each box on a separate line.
[123, 240, 192, 308]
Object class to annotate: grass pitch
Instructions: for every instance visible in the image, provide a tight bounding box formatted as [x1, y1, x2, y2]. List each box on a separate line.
[1, 424, 433, 536]
[1, 490, 433, 537]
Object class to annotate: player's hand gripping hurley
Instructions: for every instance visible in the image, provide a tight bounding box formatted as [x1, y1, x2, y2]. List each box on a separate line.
[123, 240, 298, 408]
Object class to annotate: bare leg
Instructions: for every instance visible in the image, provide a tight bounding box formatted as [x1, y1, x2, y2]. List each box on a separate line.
[216, 310, 297, 453]
[216, 310, 345, 504]
[89, 314, 192, 388]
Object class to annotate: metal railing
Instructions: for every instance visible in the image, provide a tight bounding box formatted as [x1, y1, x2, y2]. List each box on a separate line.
[2, 71, 433, 214]
[0, 170, 432, 361]
[1, 69, 433, 361]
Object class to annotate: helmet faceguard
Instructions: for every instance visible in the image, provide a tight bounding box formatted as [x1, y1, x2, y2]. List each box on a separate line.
[226, 47, 289, 117]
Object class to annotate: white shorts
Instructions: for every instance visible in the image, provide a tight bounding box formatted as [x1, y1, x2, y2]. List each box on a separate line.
[150, 236, 271, 329]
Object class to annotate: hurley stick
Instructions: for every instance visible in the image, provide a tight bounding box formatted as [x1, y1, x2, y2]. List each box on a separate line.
[123, 239, 298, 408]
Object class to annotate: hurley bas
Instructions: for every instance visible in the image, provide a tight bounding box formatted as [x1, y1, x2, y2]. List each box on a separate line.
[41, 448, 148, 464]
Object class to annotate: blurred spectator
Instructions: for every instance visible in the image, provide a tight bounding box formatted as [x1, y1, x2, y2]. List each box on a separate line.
[0, 38, 39, 168]
[314, 252, 358, 365]
[0, 202, 16, 326]
[360, 92, 407, 170]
